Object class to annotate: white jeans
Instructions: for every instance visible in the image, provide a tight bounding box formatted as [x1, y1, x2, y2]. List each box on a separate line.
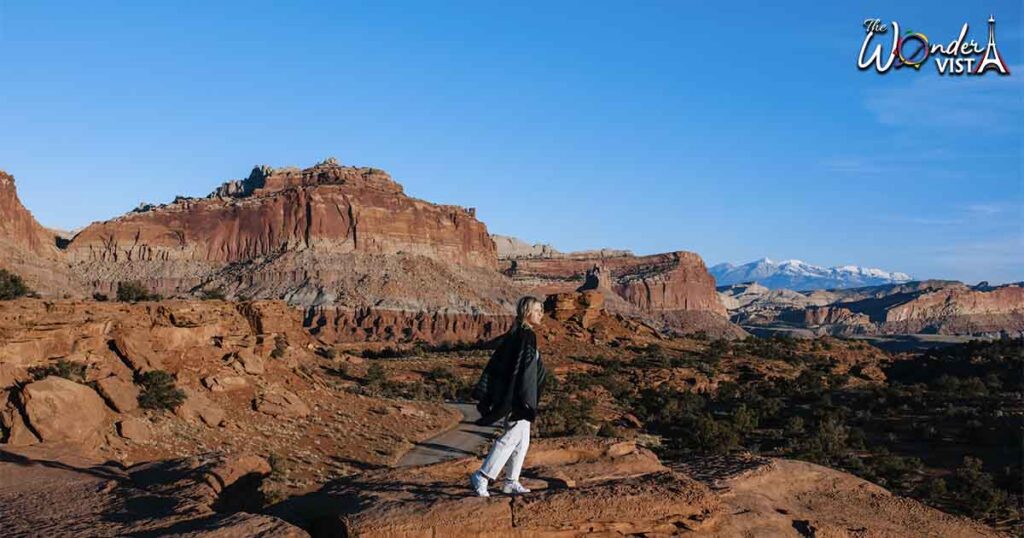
[479, 418, 531, 482]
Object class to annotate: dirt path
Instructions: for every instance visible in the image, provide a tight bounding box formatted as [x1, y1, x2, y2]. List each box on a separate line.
[396, 403, 497, 467]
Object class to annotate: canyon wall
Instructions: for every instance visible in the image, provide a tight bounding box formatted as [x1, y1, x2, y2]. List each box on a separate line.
[878, 284, 1024, 335]
[722, 280, 1024, 337]
[65, 161, 502, 303]
[58, 160, 521, 316]
[68, 163, 496, 270]
[305, 306, 515, 345]
[0, 171, 55, 258]
[0, 171, 84, 295]
[501, 248, 739, 337]
[1, 161, 519, 343]
[504, 250, 726, 316]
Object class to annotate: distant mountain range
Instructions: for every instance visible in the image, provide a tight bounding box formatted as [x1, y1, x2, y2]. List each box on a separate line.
[710, 258, 912, 291]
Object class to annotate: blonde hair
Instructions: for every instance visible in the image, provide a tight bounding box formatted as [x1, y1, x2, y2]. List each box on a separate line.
[515, 296, 543, 329]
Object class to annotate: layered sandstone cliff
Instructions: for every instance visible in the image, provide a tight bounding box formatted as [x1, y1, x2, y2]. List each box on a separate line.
[504, 251, 725, 314]
[492, 233, 631, 260]
[60, 160, 518, 314]
[878, 283, 1024, 335]
[500, 245, 740, 337]
[0, 170, 84, 295]
[0, 171, 55, 258]
[69, 162, 496, 270]
[721, 280, 1024, 337]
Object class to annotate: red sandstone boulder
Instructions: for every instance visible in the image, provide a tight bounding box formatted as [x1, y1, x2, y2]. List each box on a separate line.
[20, 377, 108, 444]
[202, 373, 248, 392]
[1, 390, 40, 446]
[545, 290, 605, 328]
[95, 376, 141, 413]
[230, 348, 265, 375]
[176, 388, 226, 427]
[254, 387, 310, 418]
[117, 417, 151, 442]
[112, 332, 164, 373]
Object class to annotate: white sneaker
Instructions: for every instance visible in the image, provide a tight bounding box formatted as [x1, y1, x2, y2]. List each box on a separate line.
[501, 481, 530, 495]
[470, 470, 490, 497]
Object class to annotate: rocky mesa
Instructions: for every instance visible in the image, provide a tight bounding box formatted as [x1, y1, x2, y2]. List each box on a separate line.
[64, 159, 515, 311]
[1, 161, 738, 343]
[720, 279, 1024, 338]
[499, 243, 741, 338]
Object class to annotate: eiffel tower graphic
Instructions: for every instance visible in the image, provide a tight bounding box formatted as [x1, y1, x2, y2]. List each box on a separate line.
[974, 15, 1010, 75]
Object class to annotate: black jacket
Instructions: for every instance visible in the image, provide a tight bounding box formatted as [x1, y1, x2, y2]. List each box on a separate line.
[472, 325, 547, 425]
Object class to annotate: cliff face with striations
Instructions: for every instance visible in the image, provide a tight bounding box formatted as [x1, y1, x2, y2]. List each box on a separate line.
[501, 246, 740, 337]
[62, 160, 518, 318]
[0, 171, 85, 295]
[721, 280, 1024, 337]
[67, 161, 497, 271]
[505, 251, 726, 315]
[0, 171, 55, 258]
[305, 306, 515, 345]
[879, 283, 1024, 335]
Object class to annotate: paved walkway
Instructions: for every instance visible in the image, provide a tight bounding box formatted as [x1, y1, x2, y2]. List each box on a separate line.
[396, 403, 498, 467]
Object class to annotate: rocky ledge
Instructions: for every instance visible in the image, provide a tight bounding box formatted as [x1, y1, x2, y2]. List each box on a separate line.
[268, 437, 1001, 537]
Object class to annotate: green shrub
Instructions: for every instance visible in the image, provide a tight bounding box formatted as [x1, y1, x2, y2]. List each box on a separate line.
[268, 452, 286, 478]
[361, 347, 410, 359]
[704, 338, 730, 362]
[0, 269, 30, 300]
[688, 415, 740, 454]
[538, 394, 595, 437]
[950, 456, 1011, 518]
[355, 363, 420, 399]
[365, 363, 387, 386]
[117, 281, 160, 302]
[423, 366, 470, 401]
[28, 359, 87, 382]
[731, 404, 759, 433]
[137, 370, 186, 410]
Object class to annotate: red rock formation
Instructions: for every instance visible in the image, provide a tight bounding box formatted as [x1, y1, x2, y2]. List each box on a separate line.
[505, 251, 725, 316]
[0, 297, 465, 476]
[724, 280, 1024, 337]
[0, 171, 55, 258]
[503, 249, 736, 336]
[277, 438, 999, 538]
[545, 290, 605, 328]
[17, 377, 109, 445]
[880, 284, 1024, 335]
[306, 305, 515, 344]
[0, 170, 83, 295]
[64, 160, 511, 310]
[800, 305, 871, 326]
[0, 447, 309, 537]
[68, 162, 495, 269]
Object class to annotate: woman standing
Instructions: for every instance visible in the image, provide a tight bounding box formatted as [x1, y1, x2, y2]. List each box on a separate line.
[469, 296, 548, 497]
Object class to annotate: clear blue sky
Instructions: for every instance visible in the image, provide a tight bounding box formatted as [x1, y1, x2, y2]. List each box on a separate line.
[1, 1, 1020, 284]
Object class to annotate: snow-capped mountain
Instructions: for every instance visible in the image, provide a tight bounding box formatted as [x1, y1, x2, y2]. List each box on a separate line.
[710, 258, 912, 291]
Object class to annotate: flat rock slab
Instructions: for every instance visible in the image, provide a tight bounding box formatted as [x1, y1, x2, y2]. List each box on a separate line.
[272, 437, 720, 536]
[0, 446, 307, 537]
